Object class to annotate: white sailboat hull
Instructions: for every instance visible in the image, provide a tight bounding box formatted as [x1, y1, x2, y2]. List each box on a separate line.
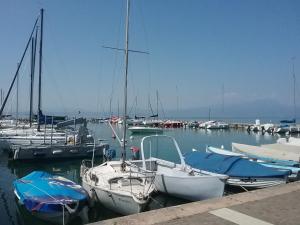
[81, 161, 154, 215]
[155, 172, 225, 201]
[82, 181, 146, 215]
[132, 158, 227, 201]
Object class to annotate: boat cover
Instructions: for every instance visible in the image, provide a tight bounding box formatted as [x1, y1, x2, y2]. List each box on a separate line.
[13, 171, 87, 213]
[280, 119, 296, 124]
[185, 151, 290, 178]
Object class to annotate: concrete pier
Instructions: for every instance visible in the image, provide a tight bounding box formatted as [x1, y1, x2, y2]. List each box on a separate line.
[88, 181, 300, 225]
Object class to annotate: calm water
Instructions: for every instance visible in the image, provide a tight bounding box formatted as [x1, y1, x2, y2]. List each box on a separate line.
[0, 123, 295, 225]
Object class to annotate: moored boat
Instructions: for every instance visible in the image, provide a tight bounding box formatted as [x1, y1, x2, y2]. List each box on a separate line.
[81, 160, 155, 215]
[184, 150, 290, 189]
[206, 145, 300, 180]
[13, 171, 89, 225]
[131, 135, 228, 201]
[128, 126, 163, 134]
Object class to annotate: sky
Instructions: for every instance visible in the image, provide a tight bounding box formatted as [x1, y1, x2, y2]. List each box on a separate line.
[0, 0, 299, 119]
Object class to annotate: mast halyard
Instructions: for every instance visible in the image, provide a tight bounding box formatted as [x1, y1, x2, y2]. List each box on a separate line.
[122, 0, 130, 165]
[37, 8, 44, 131]
[0, 17, 39, 118]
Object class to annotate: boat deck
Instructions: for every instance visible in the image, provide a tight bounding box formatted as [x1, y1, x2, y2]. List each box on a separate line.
[262, 143, 300, 153]
[233, 142, 300, 162]
[88, 181, 300, 225]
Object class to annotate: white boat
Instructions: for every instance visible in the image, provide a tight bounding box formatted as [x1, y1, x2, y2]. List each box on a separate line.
[206, 145, 244, 157]
[205, 121, 229, 129]
[275, 125, 290, 134]
[127, 119, 144, 126]
[262, 123, 275, 132]
[131, 135, 228, 201]
[277, 137, 300, 147]
[81, 0, 156, 215]
[199, 120, 215, 129]
[128, 126, 163, 134]
[232, 142, 300, 163]
[81, 160, 155, 215]
[142, 119, 163, 126]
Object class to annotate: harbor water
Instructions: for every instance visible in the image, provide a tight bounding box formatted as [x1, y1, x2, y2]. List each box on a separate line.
[0, 123, 297, 225]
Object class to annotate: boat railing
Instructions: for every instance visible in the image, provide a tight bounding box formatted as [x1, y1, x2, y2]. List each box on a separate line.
[80, 160, 93, 177]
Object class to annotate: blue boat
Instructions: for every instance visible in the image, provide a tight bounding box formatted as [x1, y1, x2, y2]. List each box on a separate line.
[185, 151, 290, 189]
[13, 171, 89, 224]
[206, 146, 300, 180]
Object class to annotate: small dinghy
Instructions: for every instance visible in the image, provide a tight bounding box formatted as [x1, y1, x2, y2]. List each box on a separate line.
[185, 151, 290, 189]
[13, 171, 89, 225]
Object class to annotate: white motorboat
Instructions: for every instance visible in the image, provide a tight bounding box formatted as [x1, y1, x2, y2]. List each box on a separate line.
[132, 135, 228, 201]
[128, 126, 163, 134]
[205, 121, 229, 129]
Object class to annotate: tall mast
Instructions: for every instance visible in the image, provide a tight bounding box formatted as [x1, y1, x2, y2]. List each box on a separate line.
[122, 0, 130, 163]
[117, 99, 120, 118]
[16, 63, 19, 125]
[0, 89, 2, 106]
[156, 90, 159, 119]
[29, 28, 38, 127]
[176, 85, 179, 115]
[37, 8, 44, 131]
[135, 96, 137, 117]
[292, 57, 296, 121]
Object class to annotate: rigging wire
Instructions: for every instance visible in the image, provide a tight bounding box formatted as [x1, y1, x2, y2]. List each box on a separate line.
[107, 3, 124, 118]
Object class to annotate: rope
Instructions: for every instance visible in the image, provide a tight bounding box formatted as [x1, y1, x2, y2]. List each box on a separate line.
[238, 184, 249, 192]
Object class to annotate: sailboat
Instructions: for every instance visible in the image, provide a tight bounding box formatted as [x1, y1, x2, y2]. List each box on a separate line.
[81, 0, 155, 215]
[275, 58, 297, 133]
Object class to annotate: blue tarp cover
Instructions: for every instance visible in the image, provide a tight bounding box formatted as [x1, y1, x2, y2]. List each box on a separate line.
[185, 151, 290, 178]
[13, 171, 87, 213]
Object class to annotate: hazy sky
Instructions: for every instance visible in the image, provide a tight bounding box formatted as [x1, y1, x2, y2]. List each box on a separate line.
[0, 0, 299, 117]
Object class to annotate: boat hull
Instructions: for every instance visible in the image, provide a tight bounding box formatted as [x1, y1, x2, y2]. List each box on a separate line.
[154, 173, 225, 201]
[226, 178, 286, 189]
[129, 127, 163, 134]
[82, 181, 147, 215]
[9, 143, 109, 161]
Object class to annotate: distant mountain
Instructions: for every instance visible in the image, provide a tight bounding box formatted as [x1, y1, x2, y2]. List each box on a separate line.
[165, 98, 299, 121]
[14, 98, 298, 122]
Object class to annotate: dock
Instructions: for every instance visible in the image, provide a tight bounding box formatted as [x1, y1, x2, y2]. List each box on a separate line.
[88, 181, 300, 225]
